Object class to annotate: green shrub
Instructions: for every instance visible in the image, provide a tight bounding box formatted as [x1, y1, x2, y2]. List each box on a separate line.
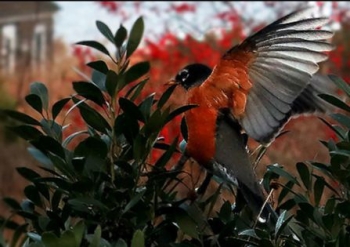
[1, 16, 350, 247]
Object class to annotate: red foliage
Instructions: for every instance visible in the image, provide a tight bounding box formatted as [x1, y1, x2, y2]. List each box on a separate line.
[170, 3, 196, 14]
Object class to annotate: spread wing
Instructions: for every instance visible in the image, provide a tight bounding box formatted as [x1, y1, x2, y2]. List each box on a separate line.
[203, 7, 334, 144]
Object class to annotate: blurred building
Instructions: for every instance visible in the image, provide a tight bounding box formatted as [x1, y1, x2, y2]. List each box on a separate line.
[0, 1, 59, 75]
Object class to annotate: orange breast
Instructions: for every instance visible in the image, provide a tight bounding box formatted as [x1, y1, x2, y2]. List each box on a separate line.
[185, 105, 218, 166]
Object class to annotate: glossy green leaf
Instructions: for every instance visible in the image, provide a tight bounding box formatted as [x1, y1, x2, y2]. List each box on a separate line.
[267, 164, 300, 186]
[296, 162, 310, 190]
[319, 93, 350, 113]
[89, 225, 101, 247]
[76, 41, 110, 57]
[122, 189, 146, 215]
[116, 239, 128, 247]
[3, 197, 21, 211]
[131, 230, 145, 247]
[74, 136, 108, 159]
[275, 210, 293, 238]
[278, 180, 295, 205]
[25, 94, 43, 115]
[2, 110, 41, 125]
[27, 147, 53, 167]
[52, 98, 70, 120]
[51, 190, 62, 211]
[328, 74, 350, 97]
[126, 79, 148, 102]
[30, 136, 66, 159]
[165, 104, 198, 125]
[87, 60, 109, 74]
[96, 20, 115, 44]
[126, 17, 144, 58]
[119, 97, 145, 122]
[330, 113, 350, 129]
[73, 81, 106, 106]
[154, 137, 178, 168]
[62, 130, 89, 148]
[91, 69, 107, 91]
[114, 113, 139, 143]
[115, 24, 127, 48]
[30, 82, 49, 111]
[138, 93, 155, 121]
[16, 167, 41, 182]
[157, 84, 177, 109]
[314, 176, 325, 207]
[24, 185, 42, 208]
[72, 97, 111, 134]
[40, 119, 62, 142]
[8, 125, 43, 141]
[105, 70, 119, 98]
[71, 220, 85, 247]
[124, 61, 150, 85]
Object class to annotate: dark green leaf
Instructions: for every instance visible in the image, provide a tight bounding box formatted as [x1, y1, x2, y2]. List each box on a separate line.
[34, 182, 50, 201]
[124, 61, 150, 85]
[8, 125, 43, 141]
[72, 220, 85, 247]
[2, 110, 40, 125]
[51, 190, 62, 211]
[267, 164, 300, 186]
[25, 94, 43, 114]
[116, 239, 128, 247]
[319, 117, 345, 139]
[126, 79, 148, 102]
[24, 185, 42, 208]
[165, 105, 198, 125]
[154, 137, 178, 168]
[16, 167, 41, 182]
[89, 225, 102, 247]
[119, 97, 145, 122]
[278, 180, 295, 205]
[115, 24, 127, 48]
[122, 189, 146, 214]
[27, 147, 53, 167]
[91, 69, 107, 91]
[76, 41, 110, 57]
[96, 20, 115, 44]
[131, 230, 145, 247]
[126, 17, 144, 58]
[30, 136, 66, 159]
[87, 60, 108, 74]
[330, 113, 350, 129]
[138, 93, 155, 121]
[73, 81, 106, 106]
[30, 82, 49, 111]
[296, 162, 310, 190]
[319, 93, 350, 112]
[158, 84, 177, 109]
[328, 74, 350, 97]
[40, 119, 62, 142]
[72, 97, 111, 134]
[114, 113, 139, 144]
[62, 130, 89, 148]
[52, 98, 70, 120]
[314, 177, 325, 207]
[105, 70, 119, 98]
[180, 117, 188, 141]
[74, 136, 108, 159]
[3, 197, 21, 210]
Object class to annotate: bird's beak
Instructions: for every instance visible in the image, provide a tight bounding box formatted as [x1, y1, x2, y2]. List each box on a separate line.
[165, 79, 178, 86]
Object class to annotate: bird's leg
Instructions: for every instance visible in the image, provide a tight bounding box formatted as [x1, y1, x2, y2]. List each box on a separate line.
[196, 172, 213, 196]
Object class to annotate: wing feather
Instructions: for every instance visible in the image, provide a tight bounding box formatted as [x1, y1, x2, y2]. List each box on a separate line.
[203, 7, 334, 144]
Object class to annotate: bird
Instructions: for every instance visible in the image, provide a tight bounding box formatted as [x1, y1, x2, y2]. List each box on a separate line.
[167, 7, 335, 233]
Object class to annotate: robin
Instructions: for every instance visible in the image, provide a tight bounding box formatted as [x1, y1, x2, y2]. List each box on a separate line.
[168, 7, 335, 231]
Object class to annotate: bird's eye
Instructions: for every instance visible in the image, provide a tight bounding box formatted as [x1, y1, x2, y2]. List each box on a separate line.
[179, 69, 189, 82]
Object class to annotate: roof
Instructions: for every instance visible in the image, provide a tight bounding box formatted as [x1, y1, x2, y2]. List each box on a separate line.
[0, 2, 59, 20]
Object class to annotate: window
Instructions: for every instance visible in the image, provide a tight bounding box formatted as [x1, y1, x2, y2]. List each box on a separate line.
[1, 24, 16, 74]
[32, 23, 46, 67]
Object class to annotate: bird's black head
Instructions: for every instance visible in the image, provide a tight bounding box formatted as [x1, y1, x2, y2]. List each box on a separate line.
[174, 63, 212, 90]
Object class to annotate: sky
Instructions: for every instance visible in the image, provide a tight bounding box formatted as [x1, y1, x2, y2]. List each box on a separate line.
[53, 1, 340, 49]
[53, 2, 276, 45]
